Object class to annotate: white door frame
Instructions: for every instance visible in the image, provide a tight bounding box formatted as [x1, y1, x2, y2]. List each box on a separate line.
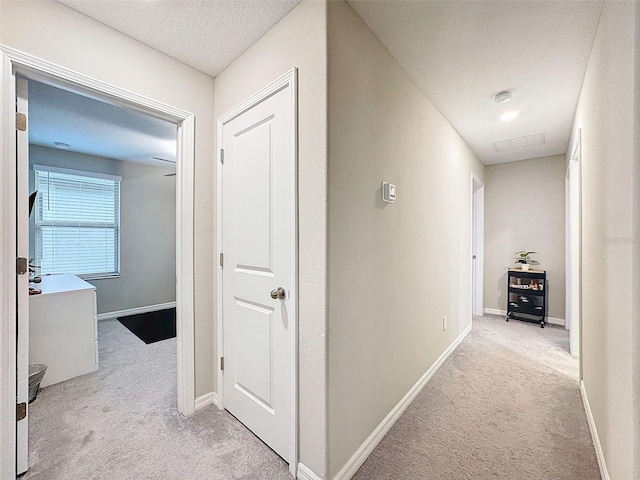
[216, 68, 298, 477]
[566, 129, 582, 362]
[471, 173, 485, 317]
[0, 46, 197, 479]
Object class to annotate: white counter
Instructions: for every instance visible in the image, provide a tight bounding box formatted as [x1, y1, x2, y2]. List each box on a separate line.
[29, 274, 98, 387]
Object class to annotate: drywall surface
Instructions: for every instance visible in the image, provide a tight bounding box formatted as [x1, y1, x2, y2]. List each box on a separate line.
[0, 0, 215, 396]
[484, 155, 566, 320]
[569, 1, 637, 478]
[327, 1, 484, 476]
[28, 146, 176, 314]
[213, 0, 328, 475]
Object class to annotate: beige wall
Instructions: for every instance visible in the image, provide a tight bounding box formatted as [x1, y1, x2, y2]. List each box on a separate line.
[28, 146, 176, 315]
[0, 0, 215, 396]
[213, 1, 328, 475]
[484, 155, 566, 320]
[569, 1, 638, 478]
[327, 1, 484, 476]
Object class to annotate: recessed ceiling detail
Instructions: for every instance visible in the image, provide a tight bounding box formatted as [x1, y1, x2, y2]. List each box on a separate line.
[493, 132, 546, 153]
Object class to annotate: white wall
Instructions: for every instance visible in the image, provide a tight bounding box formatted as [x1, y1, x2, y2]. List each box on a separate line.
[484, 155, 566, 321]
[327, 1, 484, 476]
[569, 1, 638, 478]
[213, 1, 328, 475]
[28, 145, 176, 314]
[0, 0, 215, 396]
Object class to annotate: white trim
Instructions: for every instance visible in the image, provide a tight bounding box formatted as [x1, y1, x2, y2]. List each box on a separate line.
[195, 392, 219, 411]
[297, 463, 323, 480]
[216, 68, 299, 478]
[33, 163, 122, 181]
[0, 50, 19, 480]
[97, 301, 177, 321]
[483, 308, 565, 327]
[0, 46, 197, 479]
[580, 381, 609, 480]
[333, 324, 472, 480]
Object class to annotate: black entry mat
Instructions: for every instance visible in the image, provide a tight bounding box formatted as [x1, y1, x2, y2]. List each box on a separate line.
[118, 308, 176, 344]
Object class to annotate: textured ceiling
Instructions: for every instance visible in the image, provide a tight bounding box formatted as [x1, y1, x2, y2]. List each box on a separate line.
[58, 0, 302, 77]
[29, 80, 177, 168]
[348, 0, 603, 164]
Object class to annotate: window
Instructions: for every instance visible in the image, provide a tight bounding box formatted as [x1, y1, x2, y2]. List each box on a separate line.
[34, 165, 121, 278]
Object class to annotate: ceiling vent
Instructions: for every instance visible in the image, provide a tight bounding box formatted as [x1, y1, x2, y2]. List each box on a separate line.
[492, 132, 546, 152]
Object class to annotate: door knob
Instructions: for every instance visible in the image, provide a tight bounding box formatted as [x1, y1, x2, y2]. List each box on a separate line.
[270, 287, 286, 300]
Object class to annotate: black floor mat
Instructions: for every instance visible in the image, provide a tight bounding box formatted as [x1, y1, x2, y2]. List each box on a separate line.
[118, 308, 176, 344]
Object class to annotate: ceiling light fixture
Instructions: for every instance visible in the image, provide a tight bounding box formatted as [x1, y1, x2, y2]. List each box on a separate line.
[500, 110, 519, 122]
[53, 142, 70, 150]
[493, 90, 512, 104]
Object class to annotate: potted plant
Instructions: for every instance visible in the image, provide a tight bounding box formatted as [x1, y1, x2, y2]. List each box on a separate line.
[514, 251, 539, 271]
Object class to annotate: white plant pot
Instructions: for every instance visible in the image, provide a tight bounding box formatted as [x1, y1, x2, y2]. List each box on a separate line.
[521, 264, 530, 271]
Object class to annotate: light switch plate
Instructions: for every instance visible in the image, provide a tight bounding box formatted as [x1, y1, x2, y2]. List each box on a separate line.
[382, 181, 396, 203]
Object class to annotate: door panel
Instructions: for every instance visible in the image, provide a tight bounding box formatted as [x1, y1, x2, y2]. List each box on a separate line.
[221, 83, 294, 463]
[16, 77, 29, 476]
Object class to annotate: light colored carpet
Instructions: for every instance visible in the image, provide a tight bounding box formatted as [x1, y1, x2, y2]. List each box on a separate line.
[25, 316, 599, 480]
[23, 319, 291, 480]
[353, 315, 600, 480]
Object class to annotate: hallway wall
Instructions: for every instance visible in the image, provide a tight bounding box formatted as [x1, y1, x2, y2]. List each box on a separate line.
[327, 1, 484, 476]
[569, 1, 638, 478]
[484, 154, 566, 321]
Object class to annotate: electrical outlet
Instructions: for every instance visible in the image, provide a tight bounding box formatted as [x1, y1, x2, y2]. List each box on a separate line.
[443, 316, 447, 331]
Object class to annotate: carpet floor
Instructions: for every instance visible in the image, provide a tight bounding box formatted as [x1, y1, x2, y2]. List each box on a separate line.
[22, 319, 291, 480]
[24, 315, 599, 480]
[353, 315, 600, 480]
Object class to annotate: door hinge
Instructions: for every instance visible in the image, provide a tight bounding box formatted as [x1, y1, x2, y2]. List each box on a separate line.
[220, 149, 224, 164]
[16, 257, 28, 275]
[219, 253, 224, 268]
[15, 112, 27, 132]
[16, 402, 26, 421]
[220, 357, 224, 371]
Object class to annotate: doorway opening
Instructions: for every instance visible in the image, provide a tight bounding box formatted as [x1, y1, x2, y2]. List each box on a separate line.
[472, 174, 485, 318]
[1, 47, 196, 479]
[565, 130, 581, 363]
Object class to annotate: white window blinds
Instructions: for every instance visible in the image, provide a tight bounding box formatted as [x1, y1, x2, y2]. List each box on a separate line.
[34, 165, 121, 278]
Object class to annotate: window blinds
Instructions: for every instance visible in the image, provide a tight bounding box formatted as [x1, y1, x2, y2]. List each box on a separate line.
[34, 165, 121, 278]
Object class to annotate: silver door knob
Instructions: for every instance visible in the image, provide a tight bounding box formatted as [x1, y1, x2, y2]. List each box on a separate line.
[270, 287, 286, 300]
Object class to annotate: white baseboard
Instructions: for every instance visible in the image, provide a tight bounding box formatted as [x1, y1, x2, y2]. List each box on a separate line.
[483, 308, 565, 327]
[580, 381, 609, 480]
[333, 323, 472, 480]
[297, 463, 323, 480]
[97, 301, 176, 321]
[195, 391, 218, 411]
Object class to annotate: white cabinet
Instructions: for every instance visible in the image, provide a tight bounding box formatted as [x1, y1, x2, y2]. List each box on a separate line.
[29, 274, 98, 387]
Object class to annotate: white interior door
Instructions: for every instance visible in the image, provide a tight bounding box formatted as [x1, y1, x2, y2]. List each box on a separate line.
[472, 176, 484, 317]
[16, 77, 29, 475]
[220, 77, 296, 465]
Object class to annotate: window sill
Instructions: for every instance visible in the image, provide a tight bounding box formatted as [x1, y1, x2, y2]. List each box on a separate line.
[79, 274, 120, 281]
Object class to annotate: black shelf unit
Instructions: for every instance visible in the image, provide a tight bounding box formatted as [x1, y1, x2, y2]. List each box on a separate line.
[506, 269, 547, 328]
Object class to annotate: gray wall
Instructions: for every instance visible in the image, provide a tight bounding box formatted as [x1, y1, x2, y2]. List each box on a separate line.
[1, 0, 216, 397]
[569, 1, 638, 477]
[484, 154, 566, 320]
[327, 2, 485, 476]
[29, 145, 176, 314]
